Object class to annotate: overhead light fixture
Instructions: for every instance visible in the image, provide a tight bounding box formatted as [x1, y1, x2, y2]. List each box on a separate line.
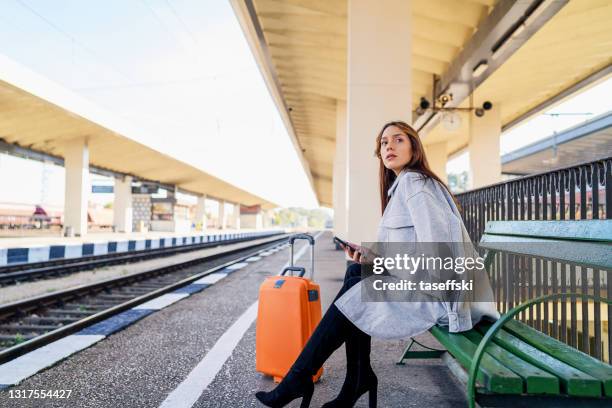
[490, 23, 523, 61]
[510, 22, 526, 39]
[525, 0, 554, 27]
[491, 0, 549, 62]
[491, 35, 512, 60]
[472, 60, 489, 78]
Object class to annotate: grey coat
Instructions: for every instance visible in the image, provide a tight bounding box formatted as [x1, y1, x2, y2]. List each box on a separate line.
[334, 168, 499, 339]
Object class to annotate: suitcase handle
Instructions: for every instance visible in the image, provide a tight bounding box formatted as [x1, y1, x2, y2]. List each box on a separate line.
[280, 266, 306, 277]
[289, 234, 314, 246]
[289, 233, 316, 281]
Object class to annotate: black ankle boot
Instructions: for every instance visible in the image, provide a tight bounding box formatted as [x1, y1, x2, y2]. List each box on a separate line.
[321, 367, 378, 408]
[322, 329, 378, 408]
[255, 304, 353, 407]
[255, 369, 314, 408]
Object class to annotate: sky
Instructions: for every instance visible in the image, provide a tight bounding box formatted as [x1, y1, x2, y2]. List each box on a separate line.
[446, 76, 612, 175]
[0, 0, 319, 208]
[0, 0, 609, 208]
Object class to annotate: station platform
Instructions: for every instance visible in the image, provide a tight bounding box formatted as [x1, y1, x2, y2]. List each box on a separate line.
[0, 231, 466, 407]
[0, 228, 284, 267]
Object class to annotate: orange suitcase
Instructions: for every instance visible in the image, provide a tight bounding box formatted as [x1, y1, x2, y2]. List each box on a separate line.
[256, 234, 323, 383]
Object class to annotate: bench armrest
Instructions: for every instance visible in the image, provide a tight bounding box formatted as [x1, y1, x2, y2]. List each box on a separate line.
[467, 293, 611, 408]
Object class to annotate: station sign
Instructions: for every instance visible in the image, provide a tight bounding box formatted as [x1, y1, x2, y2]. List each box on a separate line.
[92, 185, 113, 193]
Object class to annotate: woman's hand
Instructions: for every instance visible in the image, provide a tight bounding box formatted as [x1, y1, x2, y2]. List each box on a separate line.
[342, 243, 376, 264]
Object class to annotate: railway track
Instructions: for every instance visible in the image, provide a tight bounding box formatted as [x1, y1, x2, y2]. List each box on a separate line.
[0, 232, 282, 286]
[0, 234, 291, 364]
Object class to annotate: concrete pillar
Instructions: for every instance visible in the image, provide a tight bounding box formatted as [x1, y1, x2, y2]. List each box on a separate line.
[113, 175, 133, 233]
[346, 0, 412, 243]
[262, 209, 275, 228]
[468, 104, 502, 189]
[195, 194, 207, 231]
[333, 100, 348, 241]
[63, 137, 90, 236]
[234, 203, 241, 229]
[218, 200, 226, 229]
[424, 142, 448, 184]
[240, 204, 263, 229]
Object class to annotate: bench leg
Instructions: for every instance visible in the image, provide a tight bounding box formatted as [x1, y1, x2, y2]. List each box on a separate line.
[396, 337, 445, 365]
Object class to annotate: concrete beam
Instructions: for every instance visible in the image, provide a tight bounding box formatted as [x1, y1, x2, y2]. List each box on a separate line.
[414, 0, 569, 135]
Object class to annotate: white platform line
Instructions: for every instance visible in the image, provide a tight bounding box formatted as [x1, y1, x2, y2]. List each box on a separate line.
[0, 335, 104, 386]
[158, 301, 259, 408]
[158, 231, 324, 408]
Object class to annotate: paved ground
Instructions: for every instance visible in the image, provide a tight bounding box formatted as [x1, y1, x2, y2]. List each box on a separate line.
[0, 231, 467, 407]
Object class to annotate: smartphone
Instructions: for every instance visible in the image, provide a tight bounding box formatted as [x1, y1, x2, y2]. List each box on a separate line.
[333, 236, 358, 251]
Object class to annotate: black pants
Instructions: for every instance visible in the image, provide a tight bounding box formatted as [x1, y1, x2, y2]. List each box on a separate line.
[333, 262, 363, 303]
[291, 262, 368, 376]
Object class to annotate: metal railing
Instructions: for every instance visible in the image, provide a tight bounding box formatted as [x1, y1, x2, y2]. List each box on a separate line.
[456, 157, 611, 363]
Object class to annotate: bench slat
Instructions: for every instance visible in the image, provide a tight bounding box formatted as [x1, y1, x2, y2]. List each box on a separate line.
[479, 234, 612, 270]
[484, 220, 612, 242]
[503, 320, 612, 396]
[462, 329, 559, 395]
[430, 326, 523, 394]
[475, 323, 602, 397]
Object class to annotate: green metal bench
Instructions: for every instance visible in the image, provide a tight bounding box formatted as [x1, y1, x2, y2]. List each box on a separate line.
[397, 220, 612, 407]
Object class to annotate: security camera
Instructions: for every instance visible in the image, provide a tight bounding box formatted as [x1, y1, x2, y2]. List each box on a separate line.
[483, 101, 493, 110]
[419, 97, 430, 110]
[475, 108, 485, 117]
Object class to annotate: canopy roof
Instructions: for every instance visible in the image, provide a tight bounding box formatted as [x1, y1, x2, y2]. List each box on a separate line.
[232, 0, 612, 206]
[0, 55, 277, 210]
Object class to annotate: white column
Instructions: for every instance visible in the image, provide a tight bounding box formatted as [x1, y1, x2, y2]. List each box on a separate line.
[346, 0, 412, 244]
[113, 175, 133, 233]
[234, 203, 241, 230]
[424, 142, 448, 184]
[333, 100, 348, 239]
[63, 137, 89, 237]
[468, 104, 502, 189]
[195, 195, 207, 231]
[239, 205, 263, 229]
[262, 209, 275, 228]
[218, 200, 226, 229]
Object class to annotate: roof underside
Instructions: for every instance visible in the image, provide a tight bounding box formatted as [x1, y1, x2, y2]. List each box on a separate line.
[236, 0, 612, 207]
[501, 112, 612, 175]
[0, 61, 277, 210]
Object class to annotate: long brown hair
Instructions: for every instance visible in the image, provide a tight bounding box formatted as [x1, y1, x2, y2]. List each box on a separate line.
[374, 120, 457, 215]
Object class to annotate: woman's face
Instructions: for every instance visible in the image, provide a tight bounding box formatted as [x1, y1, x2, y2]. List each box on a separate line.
[380, 125, 412, 176]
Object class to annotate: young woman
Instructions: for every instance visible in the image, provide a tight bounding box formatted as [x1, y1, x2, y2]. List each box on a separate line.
[255, 121, 498, 408]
